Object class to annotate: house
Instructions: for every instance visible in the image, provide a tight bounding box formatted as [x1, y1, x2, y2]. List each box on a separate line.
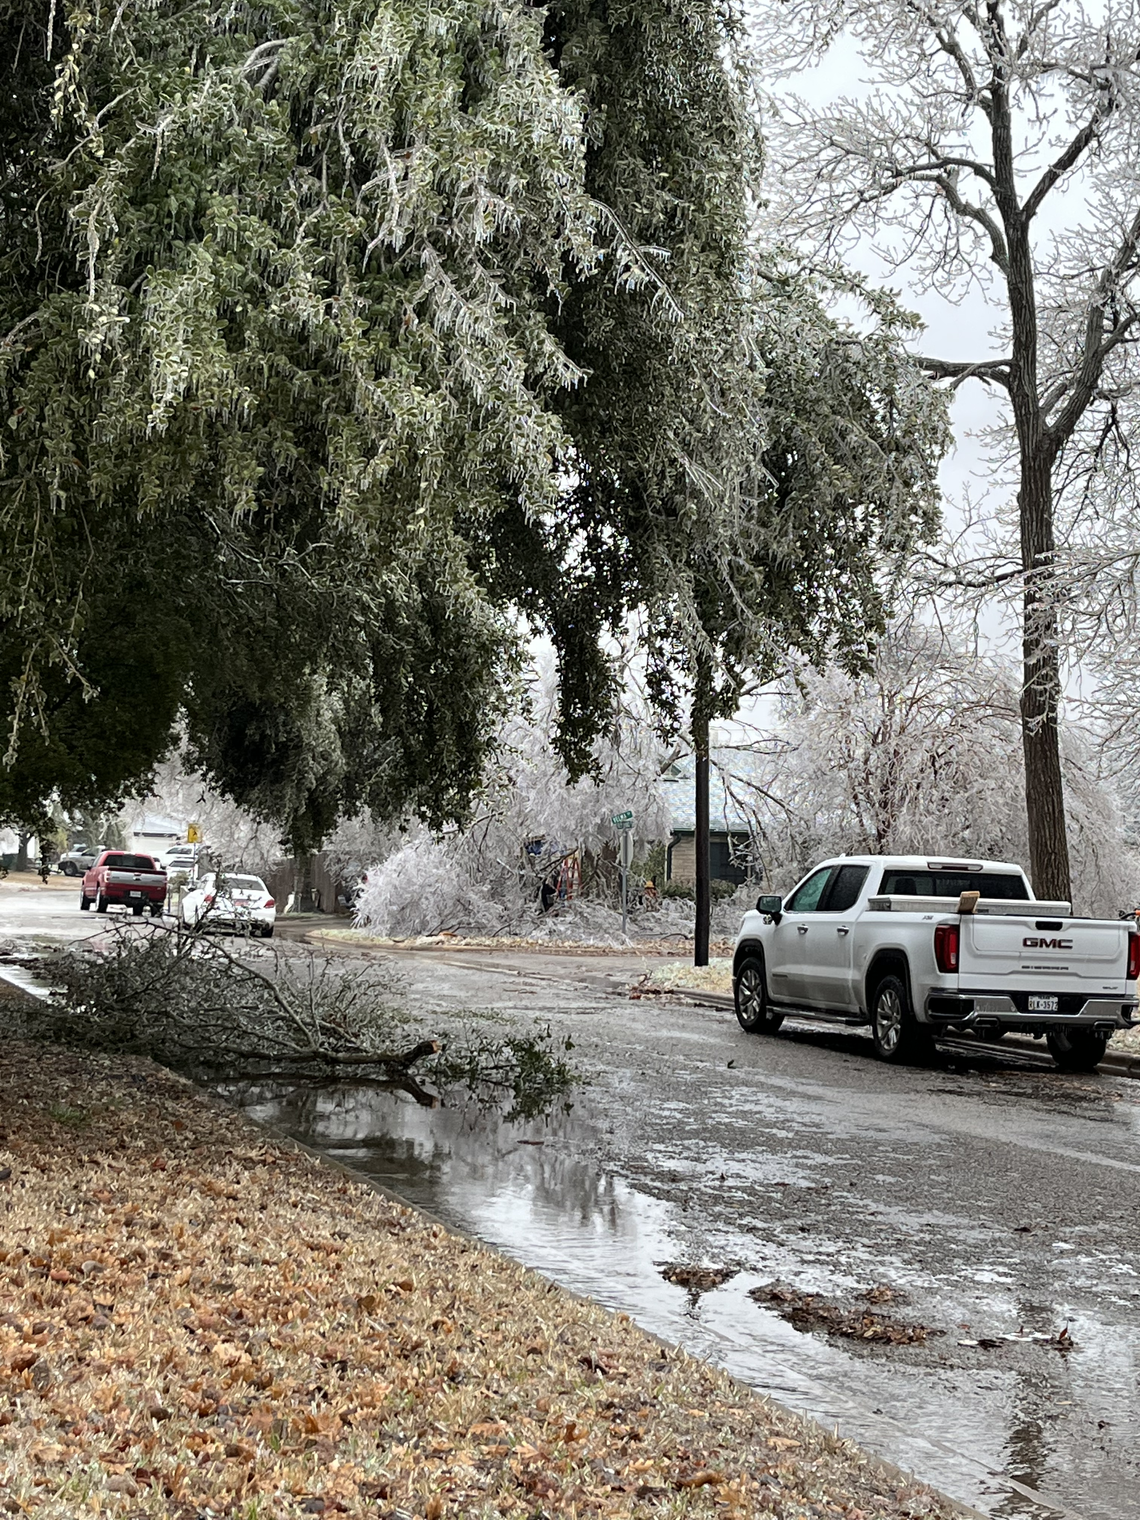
[129, 813, 184, 853]
[661, 749, 765, 887]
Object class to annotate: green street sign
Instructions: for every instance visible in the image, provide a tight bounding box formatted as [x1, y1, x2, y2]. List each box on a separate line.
[611, 810, 634, 829]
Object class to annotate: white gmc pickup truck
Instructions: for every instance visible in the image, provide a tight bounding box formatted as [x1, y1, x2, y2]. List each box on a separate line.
[733, 855, 1139, 1070]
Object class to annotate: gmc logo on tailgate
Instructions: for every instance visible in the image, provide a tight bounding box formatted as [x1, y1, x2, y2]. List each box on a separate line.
[1023, 936, 1073, 949]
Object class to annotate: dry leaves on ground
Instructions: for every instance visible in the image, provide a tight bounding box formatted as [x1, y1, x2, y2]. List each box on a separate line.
[750, 1285, 941, 1348]
[0, 1040, 957, 1519]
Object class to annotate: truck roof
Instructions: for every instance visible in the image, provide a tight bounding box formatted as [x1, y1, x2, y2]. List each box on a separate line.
[812, 854, 1028, 876]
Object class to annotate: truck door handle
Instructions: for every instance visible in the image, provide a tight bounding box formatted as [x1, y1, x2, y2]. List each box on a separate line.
[797, 924, 809, 934]
[837, 926, 850, 935]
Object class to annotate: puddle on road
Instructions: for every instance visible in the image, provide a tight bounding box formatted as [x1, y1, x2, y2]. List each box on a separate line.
[0, 959, 53, 1000]
[218, 1075, 1133, 1520]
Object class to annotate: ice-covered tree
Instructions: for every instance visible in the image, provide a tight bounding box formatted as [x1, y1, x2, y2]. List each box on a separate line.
[757, 0, 1140, 903]
[729, 624, 1138, 915]
[0, 0, 946, 860]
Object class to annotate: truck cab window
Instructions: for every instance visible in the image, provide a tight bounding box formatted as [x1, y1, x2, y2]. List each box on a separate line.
[879, 870, 1029, 899]
[784, 867, 834, 913]
[822, 864, 869, 913]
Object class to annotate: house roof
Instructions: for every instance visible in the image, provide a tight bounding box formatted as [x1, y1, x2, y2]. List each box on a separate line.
[133, 814, 183, 836]
[662, 748, 768, 834]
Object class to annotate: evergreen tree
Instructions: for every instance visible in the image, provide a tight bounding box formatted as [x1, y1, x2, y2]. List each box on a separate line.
[0, 0, 946, 855]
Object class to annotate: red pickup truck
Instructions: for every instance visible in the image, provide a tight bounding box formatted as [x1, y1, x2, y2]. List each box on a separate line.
[79, 851, 167, 916]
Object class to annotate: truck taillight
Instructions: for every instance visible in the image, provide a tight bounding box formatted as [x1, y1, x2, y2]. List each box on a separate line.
[1129, 932, 1140, 982]
[934, 923, 960, 973]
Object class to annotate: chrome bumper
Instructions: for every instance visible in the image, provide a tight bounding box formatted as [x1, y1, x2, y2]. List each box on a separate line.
[925, 993, 1137, 1028]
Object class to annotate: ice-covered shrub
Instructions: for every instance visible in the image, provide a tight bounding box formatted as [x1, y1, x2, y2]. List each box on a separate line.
[353, 828, 519, 938]
[355, 653, 674, 940]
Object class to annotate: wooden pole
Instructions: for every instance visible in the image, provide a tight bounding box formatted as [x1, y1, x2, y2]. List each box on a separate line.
[694, 707, 710, 968]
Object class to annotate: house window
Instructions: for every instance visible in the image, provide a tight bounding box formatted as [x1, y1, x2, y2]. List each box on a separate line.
[710, 838, 749, 885]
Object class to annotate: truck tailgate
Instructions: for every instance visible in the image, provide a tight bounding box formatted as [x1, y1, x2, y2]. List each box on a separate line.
[960, 915, 1126, 994]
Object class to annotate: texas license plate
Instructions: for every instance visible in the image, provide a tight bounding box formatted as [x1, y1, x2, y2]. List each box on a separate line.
[129, 890, 143, 898]
[1028, 995, 1059, 1012]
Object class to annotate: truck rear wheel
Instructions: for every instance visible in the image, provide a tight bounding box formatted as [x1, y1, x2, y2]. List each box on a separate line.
[95, 891, 108, 914]
[870, 973, 933, 1065]
[1046, 1028, 1107, 1073]
[734, 955, 783, 1034]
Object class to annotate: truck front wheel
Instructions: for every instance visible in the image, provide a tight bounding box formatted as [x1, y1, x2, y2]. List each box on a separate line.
[1046, 1028, 1107, 1073]
[79, 891, 91, 911]
[870, 973, 933, 1065]
[734, 955, 783, 1034]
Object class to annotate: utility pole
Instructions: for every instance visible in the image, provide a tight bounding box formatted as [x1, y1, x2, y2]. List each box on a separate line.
[693, 701, 710, 968]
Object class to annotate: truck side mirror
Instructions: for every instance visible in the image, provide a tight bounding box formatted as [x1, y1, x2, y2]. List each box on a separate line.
[757, 894, 783, 918]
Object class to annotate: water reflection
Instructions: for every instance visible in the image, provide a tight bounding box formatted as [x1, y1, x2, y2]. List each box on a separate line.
[219, 1078, 1125, 1520]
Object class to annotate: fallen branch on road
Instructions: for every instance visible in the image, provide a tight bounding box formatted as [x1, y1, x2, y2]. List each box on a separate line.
[3, 922, 576, 1118]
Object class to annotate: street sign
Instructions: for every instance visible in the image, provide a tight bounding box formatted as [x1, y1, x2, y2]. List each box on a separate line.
[187, 823, 201, 844]
[619, 831, 634, 870]
[611, 810, 634, 830]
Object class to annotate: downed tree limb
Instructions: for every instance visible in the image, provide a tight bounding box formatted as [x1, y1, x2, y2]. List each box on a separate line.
[266, 1039, 442, 1068]
[7, 923, 576, 1120]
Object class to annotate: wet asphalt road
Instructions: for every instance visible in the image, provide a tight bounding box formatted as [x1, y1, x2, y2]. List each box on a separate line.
[324, 947, 1140, 1520]
[4, 883, 1139, 1519]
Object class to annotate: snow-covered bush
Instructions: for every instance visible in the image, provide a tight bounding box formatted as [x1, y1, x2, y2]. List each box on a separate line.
[353, 827, 511, 939]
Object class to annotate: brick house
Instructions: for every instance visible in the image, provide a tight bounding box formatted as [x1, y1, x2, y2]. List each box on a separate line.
[661, 749, 762, 888]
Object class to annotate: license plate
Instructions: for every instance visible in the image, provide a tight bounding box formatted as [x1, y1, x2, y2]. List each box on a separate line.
[129, 890, 143, 898]
[1028, 995, 1059, 1012]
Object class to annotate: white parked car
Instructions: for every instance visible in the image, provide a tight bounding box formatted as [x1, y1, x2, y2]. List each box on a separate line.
[156, 842, 203, 878]
[179, 873, 276, 937]
[58, 843, 100, 876]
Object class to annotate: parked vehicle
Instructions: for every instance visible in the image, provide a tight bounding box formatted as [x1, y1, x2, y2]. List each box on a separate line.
[156, 842, 202, 879]
[733, 855, 1140, 1071]
[58, 844, 100, 877]
[179, 873, 276, 937]
[79, 851, 167, 916]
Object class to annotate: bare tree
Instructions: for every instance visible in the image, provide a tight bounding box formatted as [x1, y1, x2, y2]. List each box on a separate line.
[725, 622, 1138, 914]
[758, 0, 1140, 899]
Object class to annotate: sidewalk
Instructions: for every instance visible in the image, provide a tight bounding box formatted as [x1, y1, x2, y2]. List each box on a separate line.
[0, 1039, 961, 1520]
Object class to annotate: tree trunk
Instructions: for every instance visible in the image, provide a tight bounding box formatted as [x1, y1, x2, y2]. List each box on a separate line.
[15, 833, 30, 873]
[295, 854, 317, 914]
[693, 708, 710, 968]
[1017, 449, 1072, 903]
[997, 132, 1073, 905]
